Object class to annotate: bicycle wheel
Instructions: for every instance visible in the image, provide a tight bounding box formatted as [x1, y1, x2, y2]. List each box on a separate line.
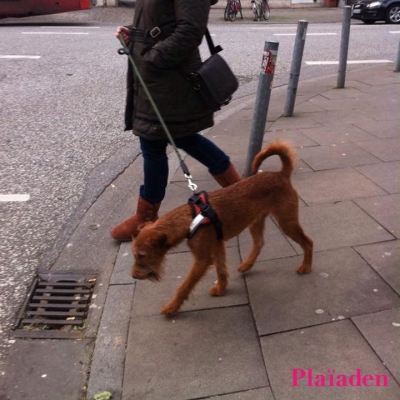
[224, 3, 229, 21]
[261, 1, 270, 20]
[252, 3, 259, 21]
[238, 0, 243, 19]
[228, 5, 237, 22]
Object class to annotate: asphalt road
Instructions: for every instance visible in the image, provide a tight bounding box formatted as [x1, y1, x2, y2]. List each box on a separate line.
[0, 6, 399, 371]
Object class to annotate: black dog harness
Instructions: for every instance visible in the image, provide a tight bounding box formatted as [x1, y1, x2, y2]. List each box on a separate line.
[188, 191, 223, 240]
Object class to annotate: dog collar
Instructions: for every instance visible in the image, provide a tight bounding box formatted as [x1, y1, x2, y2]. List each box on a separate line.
[188, 191, 223, 240]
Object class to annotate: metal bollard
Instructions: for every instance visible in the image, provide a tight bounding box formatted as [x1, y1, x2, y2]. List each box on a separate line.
[395, 37, 400, 73]
[284, 20, 308, 117]
[337, 6, 352, 88]
[244, 40, 279, 178]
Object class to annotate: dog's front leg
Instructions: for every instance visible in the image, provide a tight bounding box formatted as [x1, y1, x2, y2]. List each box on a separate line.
[209, 241, 229, 297]
[161, 258, 211, 315]
[238, 216, 266, 272]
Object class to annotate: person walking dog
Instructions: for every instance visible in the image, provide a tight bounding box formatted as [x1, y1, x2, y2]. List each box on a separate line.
[111, 0, 241, 242]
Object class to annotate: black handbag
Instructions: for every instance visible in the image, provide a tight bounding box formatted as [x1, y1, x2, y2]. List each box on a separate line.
[188, 29, 238, 112]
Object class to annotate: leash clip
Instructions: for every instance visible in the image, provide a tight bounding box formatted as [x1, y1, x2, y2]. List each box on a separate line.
[185, 174, 198, 192]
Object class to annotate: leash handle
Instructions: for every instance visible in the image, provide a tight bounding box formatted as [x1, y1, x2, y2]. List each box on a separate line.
[118, 36, 198, 192]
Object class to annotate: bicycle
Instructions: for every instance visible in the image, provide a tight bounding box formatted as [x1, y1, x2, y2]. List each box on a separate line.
[251, 0, 270, 21]
[224, 0, 243, 22]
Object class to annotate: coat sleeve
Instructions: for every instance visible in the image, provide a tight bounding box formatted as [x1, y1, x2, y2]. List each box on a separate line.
[143, 0, 210, 69]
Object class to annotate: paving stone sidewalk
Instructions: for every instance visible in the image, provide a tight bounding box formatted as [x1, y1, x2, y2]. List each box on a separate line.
[84, 64, 400, 400]
[2, 65, 400, 400]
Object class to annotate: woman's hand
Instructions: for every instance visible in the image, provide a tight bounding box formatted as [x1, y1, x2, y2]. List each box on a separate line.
[115, 26, 131, 45]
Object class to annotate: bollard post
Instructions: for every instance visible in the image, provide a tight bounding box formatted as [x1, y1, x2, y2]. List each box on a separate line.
[337, 6, 352, 88]
[284, 20, 308, 117]
[244, 40, 279, 178]
[395, 37, 400, 73]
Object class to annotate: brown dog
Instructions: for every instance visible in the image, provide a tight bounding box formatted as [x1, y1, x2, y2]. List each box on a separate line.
[131, 141, 313, 315]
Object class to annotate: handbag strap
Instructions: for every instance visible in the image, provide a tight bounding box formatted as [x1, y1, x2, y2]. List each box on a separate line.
[205, 28, 223, 55]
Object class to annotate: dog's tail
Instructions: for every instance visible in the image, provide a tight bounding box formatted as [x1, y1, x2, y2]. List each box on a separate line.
[251, 140, 296, 177]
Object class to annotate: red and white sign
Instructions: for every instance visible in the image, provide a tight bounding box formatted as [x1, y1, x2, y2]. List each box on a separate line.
[261, 48, 278, 75]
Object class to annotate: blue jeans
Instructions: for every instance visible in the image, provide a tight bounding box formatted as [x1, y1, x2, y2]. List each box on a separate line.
[139, 134, 230, 203]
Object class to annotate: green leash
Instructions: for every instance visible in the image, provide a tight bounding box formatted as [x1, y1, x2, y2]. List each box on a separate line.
[118, 36, 198, 192]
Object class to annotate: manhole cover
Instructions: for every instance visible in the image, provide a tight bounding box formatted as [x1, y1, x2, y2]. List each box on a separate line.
[13, 273, 97, 339]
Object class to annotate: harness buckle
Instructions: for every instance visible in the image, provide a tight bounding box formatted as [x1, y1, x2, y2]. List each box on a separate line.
[150, 27, 161, 38]
[189, 214, 206, 238]
[187, 190, 223, 241]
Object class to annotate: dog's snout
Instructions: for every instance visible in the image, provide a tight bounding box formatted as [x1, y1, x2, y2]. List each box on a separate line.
[131, 269, 144, 280]
[132, 265, 160, 282]
[132, 264, 152, 280]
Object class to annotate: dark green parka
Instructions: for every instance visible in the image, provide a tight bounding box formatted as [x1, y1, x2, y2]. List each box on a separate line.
[125, 0, 217, 140]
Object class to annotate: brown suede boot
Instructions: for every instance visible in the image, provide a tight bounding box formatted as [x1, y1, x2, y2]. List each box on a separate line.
[212, 163, 242, 188]
[110, 196, 161, 241]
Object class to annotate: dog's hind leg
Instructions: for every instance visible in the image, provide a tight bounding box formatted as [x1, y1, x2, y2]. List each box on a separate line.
[273, 212, 313, 274]
[161, 250, 213, 315]
[237, 215, 266, 272]
[209, 241, 229, 297]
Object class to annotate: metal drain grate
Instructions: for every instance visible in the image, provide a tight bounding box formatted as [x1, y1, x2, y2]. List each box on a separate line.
[14, 273, 97, 339]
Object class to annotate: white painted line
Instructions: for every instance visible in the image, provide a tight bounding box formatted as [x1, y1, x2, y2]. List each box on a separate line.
[306, 60, 393, 65]
[309, 33, 337, 35]
[389, 31, 400, 34]
[250, 26, 296, 30]
[0, 55, 41, 59]
[274, 33, 337, 36]
[40, 26, 100, 29]
[0, 194, 30, 202]
[22, 32, 89, 35]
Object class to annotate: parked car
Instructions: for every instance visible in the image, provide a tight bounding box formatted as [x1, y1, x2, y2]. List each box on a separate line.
[351, 0, 400, 24]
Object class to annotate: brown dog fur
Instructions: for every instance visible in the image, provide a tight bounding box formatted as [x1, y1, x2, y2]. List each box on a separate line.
[131, 141, 313, 315]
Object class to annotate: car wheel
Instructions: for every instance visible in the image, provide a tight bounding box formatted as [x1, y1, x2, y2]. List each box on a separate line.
[362, 19, 376, 24]
[386, 4, 400, 24]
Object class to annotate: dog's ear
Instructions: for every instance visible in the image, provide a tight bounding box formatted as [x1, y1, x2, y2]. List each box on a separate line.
[144, 230, 168, 248]
[137, 221, 153, 232]
[154, 231, 168, 247]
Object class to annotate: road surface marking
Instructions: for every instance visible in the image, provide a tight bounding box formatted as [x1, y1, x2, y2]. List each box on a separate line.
[0, 194, 30, 202]
[306, 60, 393, 65]
[22, 32, 89, 35]
[40, 26, 100, 29]
[251, 27, 295, 30]
[0, 55, 41, 59]
[274, 33, 337, 36]
[389, 31, 400, 34]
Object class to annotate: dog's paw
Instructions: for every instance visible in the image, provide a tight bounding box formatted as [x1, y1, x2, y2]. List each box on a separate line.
[209, 285, 226, 297]
[296, 264, 312, 274]
[237, 262, 253, 273]
[161, 301, 180, 315]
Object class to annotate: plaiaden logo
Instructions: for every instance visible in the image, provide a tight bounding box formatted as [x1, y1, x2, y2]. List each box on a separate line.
[292, 369, 390, 387]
